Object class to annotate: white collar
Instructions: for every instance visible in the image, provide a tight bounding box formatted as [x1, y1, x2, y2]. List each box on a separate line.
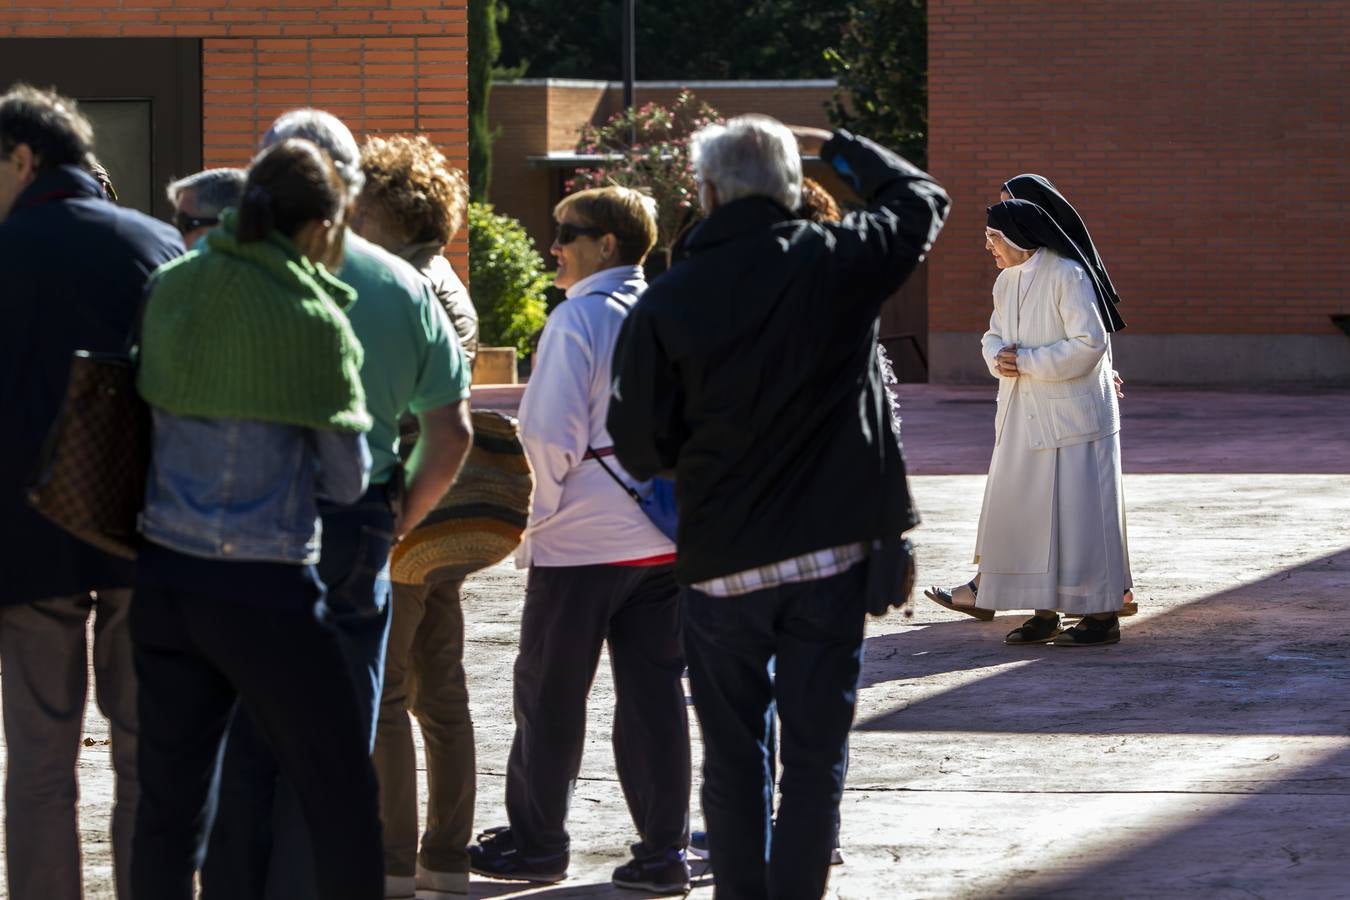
[566, 264, 645, 300]
[1010, 247, 1045, 274]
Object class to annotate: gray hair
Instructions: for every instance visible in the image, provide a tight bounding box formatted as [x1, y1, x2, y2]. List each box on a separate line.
[690, 114, 802, 211]
[166, 167, 246, 215]
[260, 108, 364, 200]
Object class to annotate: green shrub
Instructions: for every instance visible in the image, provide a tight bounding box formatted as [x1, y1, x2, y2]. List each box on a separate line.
[468, 201, 550, 358]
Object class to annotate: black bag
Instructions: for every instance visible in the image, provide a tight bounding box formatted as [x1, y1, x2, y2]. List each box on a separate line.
[866, 535, 917, 618]
[27, 351, 150, 560]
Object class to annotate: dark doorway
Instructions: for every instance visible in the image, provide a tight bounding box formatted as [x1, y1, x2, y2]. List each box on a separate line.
[0, 38, 201, 220]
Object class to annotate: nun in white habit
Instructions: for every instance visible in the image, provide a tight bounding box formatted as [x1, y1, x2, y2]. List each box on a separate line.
[972, 199, 1130, 646]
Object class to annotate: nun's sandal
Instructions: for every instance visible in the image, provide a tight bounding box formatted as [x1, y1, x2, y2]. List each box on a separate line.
[924, 581, 994, 621]
[1004, 614, 1062, 645]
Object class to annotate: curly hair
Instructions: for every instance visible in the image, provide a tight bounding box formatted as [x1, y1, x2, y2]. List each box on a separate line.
[798, 177, 841, 224]
[358, 134, 468, 246]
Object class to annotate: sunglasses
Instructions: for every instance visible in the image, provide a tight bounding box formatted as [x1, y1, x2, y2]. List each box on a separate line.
[556, 222, 607, 245]
[173, 211, 219, 234]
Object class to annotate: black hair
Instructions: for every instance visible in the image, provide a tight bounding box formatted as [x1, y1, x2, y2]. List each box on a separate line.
[237, 139, 346, 243]
[0, 83, 94, 169]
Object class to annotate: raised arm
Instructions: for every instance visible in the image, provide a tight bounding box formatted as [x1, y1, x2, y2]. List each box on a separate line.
[816, 129, 951, 309]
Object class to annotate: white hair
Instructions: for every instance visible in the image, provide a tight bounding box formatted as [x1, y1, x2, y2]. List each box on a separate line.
[261, 108, 364, 200]
[165, 167, 246, 214]
[690, 114, 802, 212]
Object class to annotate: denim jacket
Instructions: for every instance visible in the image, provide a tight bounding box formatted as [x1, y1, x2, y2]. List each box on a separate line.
[140, 410, 371, 565]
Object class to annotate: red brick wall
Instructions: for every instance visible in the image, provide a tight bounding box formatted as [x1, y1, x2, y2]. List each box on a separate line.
[4, 0, 469, 264]
[927, 0, 1349, 337]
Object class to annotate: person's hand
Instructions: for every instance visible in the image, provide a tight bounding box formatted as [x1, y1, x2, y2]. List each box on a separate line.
[995, 344, 1020, 377]
[1113, 369, 1125, 399]
[786, 125, 832, 156]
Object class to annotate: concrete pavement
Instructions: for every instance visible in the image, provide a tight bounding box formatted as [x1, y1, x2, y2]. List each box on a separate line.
[3, 384, 1347, 898]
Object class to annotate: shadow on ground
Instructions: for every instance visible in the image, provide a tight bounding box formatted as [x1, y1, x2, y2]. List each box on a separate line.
[860, 548, 1350, 736]
[852, 547, 1350, 897]
[465, 864, 713, 898]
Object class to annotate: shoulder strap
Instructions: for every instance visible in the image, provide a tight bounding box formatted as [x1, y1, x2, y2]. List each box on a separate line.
[586, 445, 643, 505]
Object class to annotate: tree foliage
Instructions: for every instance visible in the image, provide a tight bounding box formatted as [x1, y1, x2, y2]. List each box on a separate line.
[468, 202, 550, 356]
[825, 0, 927, 165]
[467, 0, 502, 201]
[498, 1, 849, 80]
[567, 91, 721, 255]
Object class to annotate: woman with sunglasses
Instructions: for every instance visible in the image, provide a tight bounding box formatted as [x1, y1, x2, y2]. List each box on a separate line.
[469, 186, 691, 895]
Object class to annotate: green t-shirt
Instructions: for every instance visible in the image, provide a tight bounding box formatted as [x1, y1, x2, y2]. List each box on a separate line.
[339, 231, 471, 484]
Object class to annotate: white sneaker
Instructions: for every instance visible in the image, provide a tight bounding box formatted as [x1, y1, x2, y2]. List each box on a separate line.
[830, 847, 845, 866]
[384, 874, 416, 899]
[415, 863, 469, 895]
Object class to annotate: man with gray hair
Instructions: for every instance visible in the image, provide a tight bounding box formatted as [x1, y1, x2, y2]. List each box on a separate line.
[608, 116, 949, 900]
[203, 108, 474, 900]
[165, 167, 245, 247]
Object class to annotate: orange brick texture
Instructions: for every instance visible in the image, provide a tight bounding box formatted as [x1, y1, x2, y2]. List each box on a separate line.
[4, 0, 469, 266]
[927, 0, 1349, 336]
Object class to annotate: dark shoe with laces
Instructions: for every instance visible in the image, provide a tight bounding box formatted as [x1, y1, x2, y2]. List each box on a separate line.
[612, 848, 691, 895]
[1004, 614, 1062, 645]
[1053, 614, 1121, 646]
[467, 826, 568, 883]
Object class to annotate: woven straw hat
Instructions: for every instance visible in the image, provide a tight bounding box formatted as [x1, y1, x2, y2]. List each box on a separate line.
[391, 409, 533, 584]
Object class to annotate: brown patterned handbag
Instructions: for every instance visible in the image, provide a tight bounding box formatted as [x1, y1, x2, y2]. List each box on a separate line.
[27, 350, 151, 560]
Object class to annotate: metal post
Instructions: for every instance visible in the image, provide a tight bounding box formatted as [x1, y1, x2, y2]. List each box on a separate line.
[622, 0, 636, 145]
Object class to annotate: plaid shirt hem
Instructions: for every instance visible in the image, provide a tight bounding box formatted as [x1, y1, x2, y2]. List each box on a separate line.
[691, 542, 870, 598]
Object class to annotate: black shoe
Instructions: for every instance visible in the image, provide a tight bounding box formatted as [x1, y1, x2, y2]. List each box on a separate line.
[612, 849, 691, 895]
[1053, 614, 1120, 646]
[467, 826, 568, 883]
[1004, 614, 1062, 645]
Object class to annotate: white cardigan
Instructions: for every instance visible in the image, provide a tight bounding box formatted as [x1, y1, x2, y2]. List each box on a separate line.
[981, 249, 1120, 449]
[515, 265, 675, 568]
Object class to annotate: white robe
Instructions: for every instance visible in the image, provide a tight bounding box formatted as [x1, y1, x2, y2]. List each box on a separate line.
[973, 250, 1132, 615]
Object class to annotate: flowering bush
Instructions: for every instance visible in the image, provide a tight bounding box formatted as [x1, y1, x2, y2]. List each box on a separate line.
[568, 91, 721, 257]
[468, 201, 550, 358]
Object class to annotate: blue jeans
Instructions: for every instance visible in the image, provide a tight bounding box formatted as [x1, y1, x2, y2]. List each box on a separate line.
[202, 485, 395, 900]
[683, 563, 867, 900]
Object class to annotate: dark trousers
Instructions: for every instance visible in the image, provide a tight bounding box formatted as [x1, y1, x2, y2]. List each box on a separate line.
[683, 563, 868, 900]
[129, 557, 383, 900]
[505, 563, 690, 859]
[203, 486, 396, 900]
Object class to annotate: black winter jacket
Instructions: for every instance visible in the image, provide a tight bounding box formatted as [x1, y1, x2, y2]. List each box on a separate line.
[607, 131, 949, 585]
[0, 165, 183, 605]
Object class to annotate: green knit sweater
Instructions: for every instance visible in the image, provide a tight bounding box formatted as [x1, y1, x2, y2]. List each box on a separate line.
[138, 210, 371, 433]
